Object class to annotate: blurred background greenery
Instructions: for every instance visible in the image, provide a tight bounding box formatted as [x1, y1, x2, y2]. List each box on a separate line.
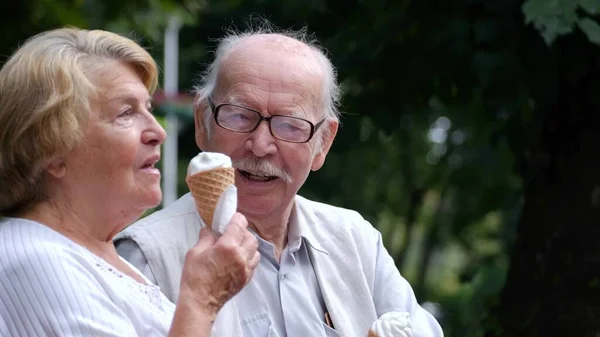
[1, 0, 599, 335]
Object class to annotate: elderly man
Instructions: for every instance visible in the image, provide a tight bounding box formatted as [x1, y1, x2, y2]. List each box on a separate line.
[115, 26, 443, 337]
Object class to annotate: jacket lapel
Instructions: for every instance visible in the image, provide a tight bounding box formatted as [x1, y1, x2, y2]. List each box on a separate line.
[296, 196, 377, 337]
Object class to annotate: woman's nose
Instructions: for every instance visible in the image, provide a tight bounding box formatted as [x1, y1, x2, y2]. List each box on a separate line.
[143, 115, 167, 146]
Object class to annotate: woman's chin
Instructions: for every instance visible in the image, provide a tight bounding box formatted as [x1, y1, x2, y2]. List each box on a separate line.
[148, 191, 163, 209]
[136, 189, 163, 212]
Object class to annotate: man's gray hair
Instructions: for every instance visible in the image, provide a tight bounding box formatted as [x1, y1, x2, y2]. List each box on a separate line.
[193, 21, 341, 145]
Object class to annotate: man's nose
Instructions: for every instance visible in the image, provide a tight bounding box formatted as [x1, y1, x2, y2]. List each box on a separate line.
[245, 121, 277, 157]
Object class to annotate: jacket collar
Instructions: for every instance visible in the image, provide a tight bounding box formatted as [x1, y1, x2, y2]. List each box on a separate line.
[290, 195, 329, 255]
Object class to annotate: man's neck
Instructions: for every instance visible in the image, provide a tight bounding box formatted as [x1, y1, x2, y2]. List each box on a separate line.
[246, 201, 295, 261]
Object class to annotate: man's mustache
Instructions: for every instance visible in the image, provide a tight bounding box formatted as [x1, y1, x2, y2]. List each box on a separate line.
[233, 156, 292, 183]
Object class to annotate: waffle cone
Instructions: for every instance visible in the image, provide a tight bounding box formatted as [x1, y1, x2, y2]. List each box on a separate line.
[185, 167, 235, 229]
[367, 329, 379, 337]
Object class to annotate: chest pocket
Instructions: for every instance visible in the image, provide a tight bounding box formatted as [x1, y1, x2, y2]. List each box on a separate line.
[241, 312, 278, 337]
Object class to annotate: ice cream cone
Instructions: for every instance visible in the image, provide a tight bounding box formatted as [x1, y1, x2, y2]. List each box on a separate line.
[368, 329, 379, 337]
[185, 167, 235, 229]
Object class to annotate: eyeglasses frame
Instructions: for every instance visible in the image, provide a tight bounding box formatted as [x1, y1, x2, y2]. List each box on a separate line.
[207, 97, 326, 144]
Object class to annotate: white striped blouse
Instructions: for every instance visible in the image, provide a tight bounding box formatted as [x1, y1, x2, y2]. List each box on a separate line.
[0, 217, 175, 336]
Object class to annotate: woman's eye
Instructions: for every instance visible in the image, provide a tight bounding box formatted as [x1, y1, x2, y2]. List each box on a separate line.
[119, 109, 133, 117]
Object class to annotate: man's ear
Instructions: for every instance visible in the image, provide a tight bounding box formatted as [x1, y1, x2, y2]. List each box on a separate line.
[194, 94, 209, 150]
[46, 156, 66, 179]
[311, 119, 338, 171]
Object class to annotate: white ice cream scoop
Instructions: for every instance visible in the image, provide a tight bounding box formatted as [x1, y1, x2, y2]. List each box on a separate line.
[370, 311, 412, 337]
[187, 152, 232, 176]
[185, 152, 236, 235]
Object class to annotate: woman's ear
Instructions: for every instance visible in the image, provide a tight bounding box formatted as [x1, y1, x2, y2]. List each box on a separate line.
[46, 157, 66, 179]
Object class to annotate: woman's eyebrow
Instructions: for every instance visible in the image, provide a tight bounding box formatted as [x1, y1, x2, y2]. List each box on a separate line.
[105, 93, 152, 105]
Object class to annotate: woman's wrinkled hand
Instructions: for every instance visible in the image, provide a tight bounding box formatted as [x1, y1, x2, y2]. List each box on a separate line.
[178, 212, 260, 316]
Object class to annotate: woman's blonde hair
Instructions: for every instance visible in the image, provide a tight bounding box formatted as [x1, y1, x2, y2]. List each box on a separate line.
[0, 27, 158, 215]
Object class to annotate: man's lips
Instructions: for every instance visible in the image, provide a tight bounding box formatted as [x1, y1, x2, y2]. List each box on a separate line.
[238, 169, 277, 182]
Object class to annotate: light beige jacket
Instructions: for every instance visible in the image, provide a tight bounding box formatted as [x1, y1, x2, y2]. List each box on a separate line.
[115, 193, 443, 337]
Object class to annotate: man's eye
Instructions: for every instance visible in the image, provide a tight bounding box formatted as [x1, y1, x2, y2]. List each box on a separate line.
[225, 112, 253, 123]
[280, 122, 301, 130]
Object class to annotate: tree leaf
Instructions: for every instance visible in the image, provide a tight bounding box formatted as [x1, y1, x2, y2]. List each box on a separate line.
[579, 0, 600, 15]
[522, 0, 579, 45]
[578, 18, 600, 45]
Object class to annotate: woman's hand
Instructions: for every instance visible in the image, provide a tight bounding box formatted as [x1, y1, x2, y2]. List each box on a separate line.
[178, 212, 260, 317]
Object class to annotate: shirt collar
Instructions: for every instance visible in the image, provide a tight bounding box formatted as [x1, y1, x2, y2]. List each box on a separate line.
[245, 199, 329, 255]
[288, 202, 328, 255]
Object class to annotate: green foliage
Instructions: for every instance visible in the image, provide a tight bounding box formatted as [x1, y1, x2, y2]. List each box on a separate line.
[579, 0, 600, 14]
[2, 0, 599, 335]
[523, 0, 600, 45]
[438, 259, 508, 337]
[106, 0, 201, 41]
[0, 2, 524, 336]
[578, 17, 600, 44]
[31, 0, 87, 28]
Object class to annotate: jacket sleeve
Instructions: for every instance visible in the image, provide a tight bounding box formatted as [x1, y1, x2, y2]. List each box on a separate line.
[370, 226, 445, 336]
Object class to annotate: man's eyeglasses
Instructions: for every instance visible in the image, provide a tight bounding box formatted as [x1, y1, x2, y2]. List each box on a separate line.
[208, 97, 326, 143]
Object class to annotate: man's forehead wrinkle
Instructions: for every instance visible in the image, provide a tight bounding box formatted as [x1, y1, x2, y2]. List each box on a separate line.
[219, 54, 315, 94]
[218, 76, 266, 102]
[222, 53, 322, 90]
[238, 33, 313, 55]
[222, 34, 321, 73]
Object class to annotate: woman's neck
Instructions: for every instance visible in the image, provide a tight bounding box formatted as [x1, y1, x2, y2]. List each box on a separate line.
[19, 200, 115, 258]
[18, 200, 147, 284]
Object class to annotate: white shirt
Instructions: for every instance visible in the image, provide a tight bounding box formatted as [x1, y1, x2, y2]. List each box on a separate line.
[115, 193, 444, 337]
[235, 224, 335, 337]
[0, 217, 175, 337]
[117, 218, 335, 337]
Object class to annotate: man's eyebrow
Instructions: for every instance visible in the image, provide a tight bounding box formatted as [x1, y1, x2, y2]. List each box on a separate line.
[222, 96, 309, 119]
[225, 96, 245, 106]
[286, 110, 306, 119]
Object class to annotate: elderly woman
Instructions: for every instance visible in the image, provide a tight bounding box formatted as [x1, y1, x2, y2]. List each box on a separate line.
[0, 28, 259, 336]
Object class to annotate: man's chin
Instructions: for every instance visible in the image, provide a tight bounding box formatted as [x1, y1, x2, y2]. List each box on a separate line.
[237, 194, 288, 217]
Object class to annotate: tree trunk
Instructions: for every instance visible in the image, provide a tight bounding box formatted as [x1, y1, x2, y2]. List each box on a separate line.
[396, 187, 425, 271]
[491, 33, 600, 336]
[415, 188, 445, 299]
